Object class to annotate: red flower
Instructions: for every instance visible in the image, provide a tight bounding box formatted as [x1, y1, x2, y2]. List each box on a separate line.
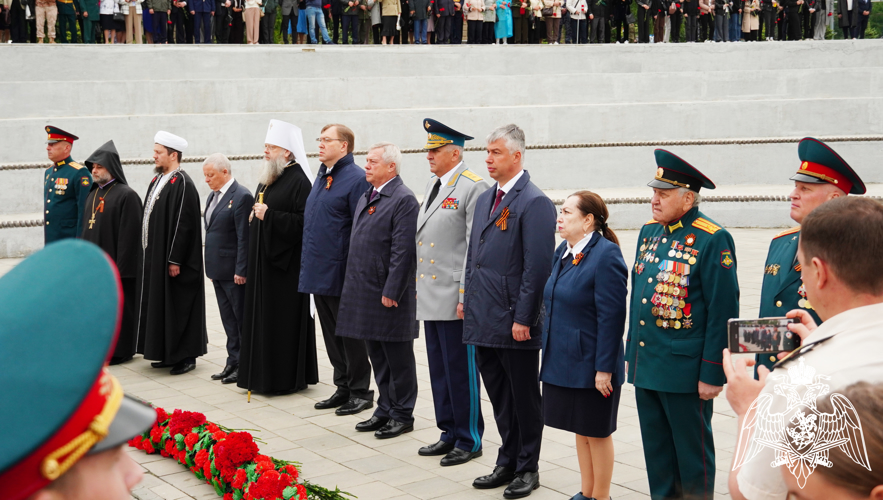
[156, 407, 169, 423]
[195, 449, 210, 468]
[283, 464, 299, 480]
[297, 484, 308, 500]
[168, 410, 207, 438]
[143, 440, 155, 454]
[207, 423, 221, 434]
[130, 435, 144, 449]
[212, 431, 228, 441]
[224, 494, 234, 500]
[185, 432, 200, 450]
[246, 470, 292, 500]
[164, 439, 177, 455]
[214, 432, 259, 482]
[203, 460, 213, 481]
[150, 425, 163, 443]
[232, 468, 248, 490]
[256, 460, 275, 474]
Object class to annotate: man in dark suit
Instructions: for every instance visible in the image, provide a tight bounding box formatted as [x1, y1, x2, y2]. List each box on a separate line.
[337, 142, 421, 440]
[203, 153, 254, 385]
[462, 124, 557, 499]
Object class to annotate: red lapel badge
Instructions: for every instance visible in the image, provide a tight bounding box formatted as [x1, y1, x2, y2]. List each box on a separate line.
[368, 206, 377, 215]
[170, 175, 177, 184]
[495, 207, 510, 231]
[326, 176, 333, 190]
[572, 252, 585, 266]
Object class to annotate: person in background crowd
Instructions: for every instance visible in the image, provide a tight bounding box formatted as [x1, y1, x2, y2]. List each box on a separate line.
[669, 0, 683, 41]
[589, 0, 605, 41]
[190, 0, 213, 42]
[636, 0, 649, 41]
[434, 0, 452, 42]
[495, 0, 511, 42]
[331, 0, 342, 41]
[398, 0, 412, 43]
[683, 0, 697, 40]
[856, 0, 870, 37]
[784, 0, 801, 39]
[214, 0, 231, 42]
[35, 0, 57, 42]
[812, 0, 825, 38]
[370, 0, 381, 42]
[728, 0, 740, 39]
[203, 153, 253, 386]
[566, 0, 587, 42]
[80, 140, 143, 366]
[411, 0, 429, 41]
[147, 0, 167, 42]
[543, 0, 561, 42]
[481, 0, 495, 41]
[775, 1, 785, 39]
[652, 0, 665, 41]
[341, 0, 360, 42]
[114, 3, 126, 43]
[279, 0, 295, 41]
[801, 0, 815, 38]
[714, 0, 731, 40]
[760, 0, 773, 39]
[244, 0, 260, 43]
[123, 0, 142, 42]
[0, 1, 9, 43]
[541, 191, 627, 500]
[260, 0, 277, 42]
[451, 0, 464, 42]
[358, 0, 373, 42]
[741, 0, 758, 39]
[56, 0, 78, 42]
[142, 0, 154, 41]
[511, 0, 528, 41]
[306, 0, 334, 43]
[465, 0, 482, 41]
[230, 0, 245, 41]
[380, 0, 399, 43]
[611, 0, 628, 41]
[295, 0, 307, 41]
[337, 143, 421, 440]
[168, 0, 187, 42]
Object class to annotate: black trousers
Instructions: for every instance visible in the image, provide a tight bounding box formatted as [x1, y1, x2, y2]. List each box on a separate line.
[669, 9, 682, 41]
[685, 13, 697, 40]
[194, 11, 213, 42]
[230, 10, 244, 42]
[153, 11, 169, 43]
[512, 14, 528, 42]
[260, 9, 276, 42]
[171, 9, 187, 42]
[570, 16, 588, 43]
[315, 294, 374, 400]
[476, 346, 543, 473]
[372, 22, 381, 43]
[482, 20, 494, 42]
[612, 14, 629, 41]
[213, 279, 245, 367]
[10, 1, 28, 43]
[785, 6, 800, 39]
[637, 6, 650, 41]
[590, 14, 605, 41]
[435, 14, 450, 42]
[451, 11, 463, 42]
[761, 9, 773, 37]
[341, 14, 358, 43]
[215, 6, 231, 42]
[698, 12, 711, 40]
[801, 5, 813, 38]
[366, 339, 417, 425]
[281, 12, 295, 42]
[467, 18, 481, 43]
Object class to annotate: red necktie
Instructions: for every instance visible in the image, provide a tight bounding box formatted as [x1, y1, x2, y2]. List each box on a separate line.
[491, 189, 505, 215]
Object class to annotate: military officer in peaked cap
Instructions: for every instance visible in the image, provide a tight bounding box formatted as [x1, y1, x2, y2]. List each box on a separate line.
[625, 150, 739, 500]
[754, 137, 866, 377]
[0, 239, 156, 500]
[43, 126, 92, 245]
[416, 119, 489, 466]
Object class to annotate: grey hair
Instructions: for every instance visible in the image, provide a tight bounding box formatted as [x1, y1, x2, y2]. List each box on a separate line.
[203, 153, 232, 173]
[370, 142, 403, 175]
[486, 124, 526, 157]
[678, 187, 702, 207]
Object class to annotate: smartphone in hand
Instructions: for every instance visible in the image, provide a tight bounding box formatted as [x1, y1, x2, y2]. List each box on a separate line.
[727, 317, 800, 354]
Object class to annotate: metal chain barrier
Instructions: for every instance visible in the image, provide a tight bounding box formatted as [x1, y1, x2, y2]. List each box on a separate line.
[2, 135, 882, 171]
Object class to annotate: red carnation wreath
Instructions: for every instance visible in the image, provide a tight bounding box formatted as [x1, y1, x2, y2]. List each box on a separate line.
[129, 406, 351, 500]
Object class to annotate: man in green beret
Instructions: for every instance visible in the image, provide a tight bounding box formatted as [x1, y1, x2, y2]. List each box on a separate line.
[43, 125, 92, 245]
[0, 239, 156, 500]
[625, 149, 739, 500]
[753, 137, 866, 376]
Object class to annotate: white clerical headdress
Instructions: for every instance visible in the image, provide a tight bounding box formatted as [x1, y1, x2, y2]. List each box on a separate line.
[265, 120, 313, 184]
[154, 131, 188, 152]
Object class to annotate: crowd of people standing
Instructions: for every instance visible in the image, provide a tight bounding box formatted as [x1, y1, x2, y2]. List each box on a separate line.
[0, 0, 873, 44]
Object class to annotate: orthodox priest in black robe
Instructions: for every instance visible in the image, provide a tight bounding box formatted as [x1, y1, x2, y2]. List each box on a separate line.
[136, 131, 208, 375]
[238, 120, 318, 395]
[80, 140, 143, 365]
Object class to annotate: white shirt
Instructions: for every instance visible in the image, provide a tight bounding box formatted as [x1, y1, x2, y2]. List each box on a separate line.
[562, 232, 596, 260]
[437, 162, 462, 187]
[497, 169, 525, 197]
[736, 301, 883, 500]
[216, 177, 235, 198]
[373, 176, 397, 194]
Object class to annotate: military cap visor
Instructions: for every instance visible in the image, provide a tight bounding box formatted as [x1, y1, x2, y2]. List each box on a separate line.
[790, 137, 866, 195]
[0, 240, 154, 500]
[424, 118, 474, 150]
[45, 125, 78, 144]
[649, 149, 716, 192]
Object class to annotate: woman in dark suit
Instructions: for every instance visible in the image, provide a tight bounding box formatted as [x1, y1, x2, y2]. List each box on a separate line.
[540, 190, 627, 500]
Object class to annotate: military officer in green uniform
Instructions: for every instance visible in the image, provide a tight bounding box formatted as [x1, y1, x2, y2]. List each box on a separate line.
[56, 0, 79, 42]
[625, 149, 739, 500]
[754, 137, 866, 376]
[44, 126, 92, 245]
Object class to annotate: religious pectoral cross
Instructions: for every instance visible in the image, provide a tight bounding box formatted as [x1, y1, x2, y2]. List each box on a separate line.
[88, 215, 96, 229]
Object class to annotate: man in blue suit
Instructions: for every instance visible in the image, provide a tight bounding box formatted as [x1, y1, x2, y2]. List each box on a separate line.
[462, 124, 557, 499]
[203, 153, 254, 385]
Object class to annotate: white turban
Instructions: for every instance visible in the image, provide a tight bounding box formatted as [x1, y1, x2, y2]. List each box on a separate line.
[154, 131, 188, 152]
[265, 120, 313, 185]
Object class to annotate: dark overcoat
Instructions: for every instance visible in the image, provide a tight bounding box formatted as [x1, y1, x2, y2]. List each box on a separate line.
[462, 171, 557, 350]
[337, 176, 420, 342]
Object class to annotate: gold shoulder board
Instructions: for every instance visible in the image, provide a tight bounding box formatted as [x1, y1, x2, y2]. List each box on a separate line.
[460, 170, 483, 183]
[692, 217, 721, 234]
[773, 226, 801, 239]
[68, 161, 84, 170]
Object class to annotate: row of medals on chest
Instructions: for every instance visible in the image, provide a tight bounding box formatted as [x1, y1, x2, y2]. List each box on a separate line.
[637, 235, 699, 330]
[765, 263, 814, 310]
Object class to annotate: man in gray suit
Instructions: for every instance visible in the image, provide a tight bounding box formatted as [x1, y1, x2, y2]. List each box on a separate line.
[416, 119, 489, 467]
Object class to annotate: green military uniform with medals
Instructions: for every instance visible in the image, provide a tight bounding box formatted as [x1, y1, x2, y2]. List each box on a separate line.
[43, 126, 93, 245]
[625, 150, 739, 500]
[755, 137, 866, 376]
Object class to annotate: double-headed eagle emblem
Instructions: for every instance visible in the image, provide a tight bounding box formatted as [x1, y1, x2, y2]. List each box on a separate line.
[732, 359, 871, 488]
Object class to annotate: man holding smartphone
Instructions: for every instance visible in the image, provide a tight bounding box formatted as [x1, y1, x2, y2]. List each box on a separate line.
[753, 137, 866, 376]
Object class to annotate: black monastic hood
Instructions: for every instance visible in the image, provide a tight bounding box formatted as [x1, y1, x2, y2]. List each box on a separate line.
[85, 140, 128, 185]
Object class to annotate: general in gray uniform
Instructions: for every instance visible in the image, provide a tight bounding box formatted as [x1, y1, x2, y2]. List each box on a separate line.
[416, 119, 489, 466]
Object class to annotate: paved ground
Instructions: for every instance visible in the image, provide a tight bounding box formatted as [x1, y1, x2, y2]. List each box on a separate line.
[0, 227, 781, 500]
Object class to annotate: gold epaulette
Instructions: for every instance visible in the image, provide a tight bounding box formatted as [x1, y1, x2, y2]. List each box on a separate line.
[460, 170, 483, 183]
[773, 226, 801, 239]
[692, 217, 721, 234]
[68, 161, 84, 170]
[644, 219, 659, 226]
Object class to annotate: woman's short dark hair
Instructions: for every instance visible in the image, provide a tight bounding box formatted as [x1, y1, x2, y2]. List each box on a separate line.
[800, 197, 883, 295]
[569, 190, 619, 246]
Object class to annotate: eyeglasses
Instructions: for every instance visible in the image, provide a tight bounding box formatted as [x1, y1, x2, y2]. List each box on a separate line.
[315, 138, 345, 144]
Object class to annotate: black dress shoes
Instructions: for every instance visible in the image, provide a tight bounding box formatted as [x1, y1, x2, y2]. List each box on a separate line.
[503, 471, 540, 499]
[418, 440, 455, 456]
[355, 416, 389, 432]
[211, 364, 237, 380]
[314, 390, 350, 410]
[374, 419, 413, 439]
[109, 355, 133, 366]
[221, 368, 238, 384]
[440, 447, 482, 466]
[151, 361, 172, 368]
[169, 361, 196, 375]
[335, 397, 373, 416]
[473, 466, 517, 489]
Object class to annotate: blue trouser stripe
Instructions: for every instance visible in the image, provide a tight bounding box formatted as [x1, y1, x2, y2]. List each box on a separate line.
[466, 343, 482, 452]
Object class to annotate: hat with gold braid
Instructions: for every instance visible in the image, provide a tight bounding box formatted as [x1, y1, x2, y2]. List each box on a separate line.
[423, 118, 474, 150]
[0, 240, 155, 500]
[649, 149, 716, 193]
[791, 137, 866, 195]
